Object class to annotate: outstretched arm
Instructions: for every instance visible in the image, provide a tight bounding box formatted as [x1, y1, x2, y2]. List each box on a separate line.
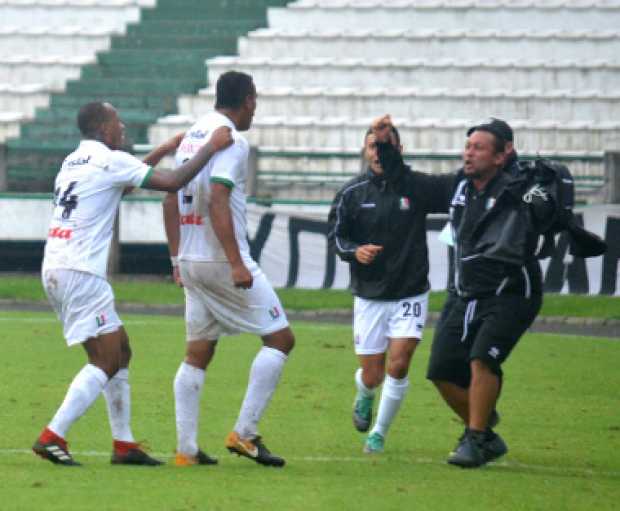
[143, 127, 233, 192]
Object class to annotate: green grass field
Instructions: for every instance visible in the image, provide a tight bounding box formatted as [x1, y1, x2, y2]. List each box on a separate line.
[2, 274, 620, 318]
[0, 310, 619, 511]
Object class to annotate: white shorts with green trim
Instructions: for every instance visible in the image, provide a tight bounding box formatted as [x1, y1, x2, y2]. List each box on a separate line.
[180, 260, 289, 341]
[42, 268, 122, 346]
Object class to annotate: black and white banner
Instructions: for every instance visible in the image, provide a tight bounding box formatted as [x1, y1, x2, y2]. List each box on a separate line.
[243, 204, 620, 296]
[1, 198, 619, 295]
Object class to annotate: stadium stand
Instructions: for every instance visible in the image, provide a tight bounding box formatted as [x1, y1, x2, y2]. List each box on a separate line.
[148, 0, 620, 201]
[3, 0, 289, 191]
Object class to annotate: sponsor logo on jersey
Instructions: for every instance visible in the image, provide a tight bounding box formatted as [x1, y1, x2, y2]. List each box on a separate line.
[399, 197, 411, 211]
[268, 306, 280, 320]
[180, 214, 203, 225]
[188, 129, 208, 139]
[66, 155, 91, 167]
[360, 203, 376, 209]
[95, 314, 107, 328]
[48, 227, 73, 240]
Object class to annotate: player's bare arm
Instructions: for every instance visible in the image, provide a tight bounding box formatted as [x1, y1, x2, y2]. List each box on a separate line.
[163, 192, 182, 287]
[355, 244, 383, 265]
[144, 127, 233, 192]
[142, 132, 185, 168]
[209, 182, 253, 289]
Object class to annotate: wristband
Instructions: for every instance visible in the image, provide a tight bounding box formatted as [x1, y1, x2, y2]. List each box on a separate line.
[170, 256, 179, 267]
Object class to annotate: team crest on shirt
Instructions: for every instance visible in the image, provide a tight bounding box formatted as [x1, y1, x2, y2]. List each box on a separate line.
[399, 197, 411, 211]
[488, 346, 501, 359]
[95, 314, 107, 327]
[486, 197, 496, 210]
[268, 306, 281, 320]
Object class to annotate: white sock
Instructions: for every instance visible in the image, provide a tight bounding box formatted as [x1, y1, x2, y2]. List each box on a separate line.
[234, 346, 287, 439]
[370, 375, 410, 438]
[355, 368, 376, 398]
[48, 364, 108, 439]
[174, 362, 205, 456]
[103, 368, 134, 443]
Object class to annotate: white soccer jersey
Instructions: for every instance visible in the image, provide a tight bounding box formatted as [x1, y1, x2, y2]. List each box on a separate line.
[42, 140, 152, 279]
[175, 111, 251, 264]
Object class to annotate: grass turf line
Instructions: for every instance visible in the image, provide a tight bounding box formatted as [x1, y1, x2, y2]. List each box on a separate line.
[1, 274, 620, 319]
[0, 311, 619, 511]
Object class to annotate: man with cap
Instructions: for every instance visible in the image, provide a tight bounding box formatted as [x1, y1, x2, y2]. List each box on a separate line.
[426, 118, 557, 468]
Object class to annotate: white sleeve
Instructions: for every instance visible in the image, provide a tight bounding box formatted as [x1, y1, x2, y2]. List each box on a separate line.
[209, 142, 245, 188]
[108, 150, 152, 188]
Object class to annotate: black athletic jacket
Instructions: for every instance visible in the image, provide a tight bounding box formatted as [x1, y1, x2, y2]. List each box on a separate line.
[450, 155, 555, 299]
[328, 166, 455, 300]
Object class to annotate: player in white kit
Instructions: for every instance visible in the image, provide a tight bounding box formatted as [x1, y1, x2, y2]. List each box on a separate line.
[33, 102, 233, 466]
[163, 71, 295, 467]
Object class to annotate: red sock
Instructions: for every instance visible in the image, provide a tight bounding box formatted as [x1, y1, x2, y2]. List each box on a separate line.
[39, 427, 66, 448]
[113, 440, 138, 455]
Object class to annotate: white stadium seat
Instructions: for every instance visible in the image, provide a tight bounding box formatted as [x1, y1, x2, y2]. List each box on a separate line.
[206, 56, 620, 93]
[145, 0, 619, 200]
[182, 86, 620, 123]
[239, 29, 620, 61]
[269, 1, 620, 31]
[149, 114, 620, 156]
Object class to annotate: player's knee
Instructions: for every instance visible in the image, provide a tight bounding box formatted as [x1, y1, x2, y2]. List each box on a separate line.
[119, 339, 132, 367]
[185, 340, 217, 370]
[363, 366, 385, 388]
[387, 360, 409, 379]
[263, 328, 295, 355]
[471, 357, 502, 379]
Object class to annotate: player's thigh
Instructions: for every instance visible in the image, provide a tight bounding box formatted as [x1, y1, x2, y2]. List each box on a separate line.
[386, 292, 429, 341]
[470, 294, 542, 374]
[42, 269, 122, 346]
[353, 297, 390, 355]
[426, 296, 471, 387]
[183, 261, 289, 337]
[181, 266, 221, 342]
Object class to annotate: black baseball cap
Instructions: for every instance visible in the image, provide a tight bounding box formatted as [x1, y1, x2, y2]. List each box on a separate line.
[467, 118, 513, 143]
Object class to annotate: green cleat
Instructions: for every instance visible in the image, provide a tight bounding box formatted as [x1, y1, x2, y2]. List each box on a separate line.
[363, 432, 385, 454]
[353, 393, 374, 432]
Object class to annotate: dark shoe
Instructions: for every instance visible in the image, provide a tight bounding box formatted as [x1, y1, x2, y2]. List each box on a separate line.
[175, 449, 218, 466]
[447, 429, 487, 468]
[352, 393, 374, 433]
[482, 430, 508, 463]
[33, 429, 81, 466]
[111, 441, 163, 466]
[225, 431, 285, 467]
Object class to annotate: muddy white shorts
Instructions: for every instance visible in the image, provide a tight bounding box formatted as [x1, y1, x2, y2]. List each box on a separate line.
[180, 260, 289, 341]
[353, 292, 429, 355]
[42, 268, 122, 346]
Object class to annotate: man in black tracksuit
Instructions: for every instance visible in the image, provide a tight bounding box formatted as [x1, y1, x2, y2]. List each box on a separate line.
[427, 119, 556, 468]
[328, 116, 454, 453]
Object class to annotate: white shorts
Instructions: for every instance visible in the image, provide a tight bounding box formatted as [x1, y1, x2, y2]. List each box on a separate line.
[180, 261, 289, 341]
[353, 292, 429, 355]
[42, 268, 122, 346]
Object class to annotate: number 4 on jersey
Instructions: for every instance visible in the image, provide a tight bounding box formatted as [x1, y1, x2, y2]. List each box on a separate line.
[54, 181, 79, 219]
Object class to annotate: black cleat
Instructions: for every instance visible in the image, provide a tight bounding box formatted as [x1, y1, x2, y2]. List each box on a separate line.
[448, 429, 487, 468]
[225, 432, 285, 467]
[33, 440, 81, 466]
[482, 430, 508, 463]
[111, 443, 164, 466]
